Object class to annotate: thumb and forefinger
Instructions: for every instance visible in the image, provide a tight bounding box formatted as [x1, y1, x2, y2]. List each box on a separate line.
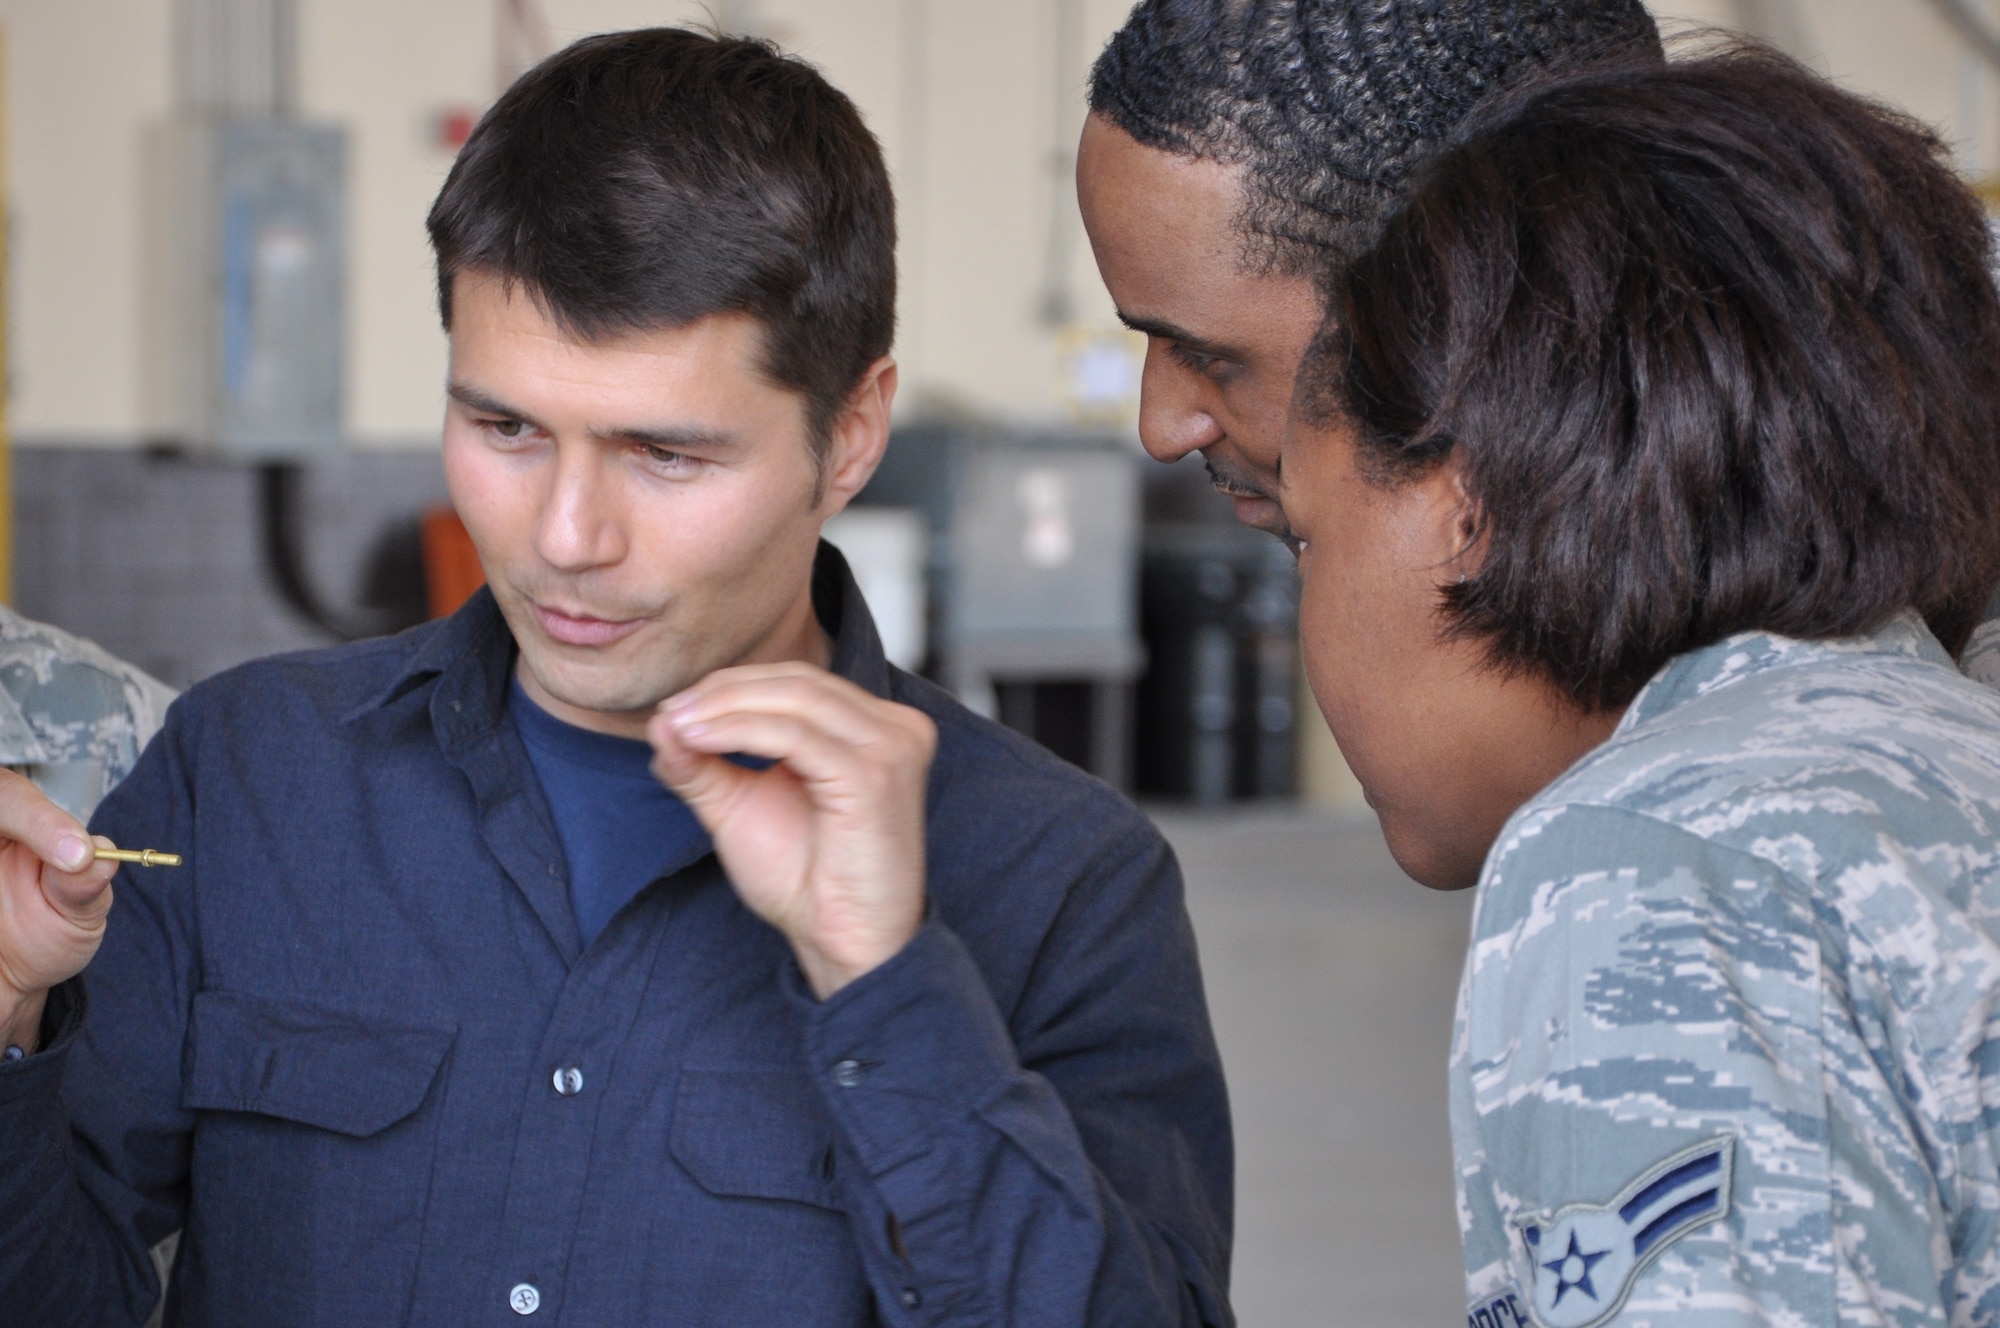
[38, 834, 119, 924]
[647, 708, 757, 830]
[0, 771, 115, 934]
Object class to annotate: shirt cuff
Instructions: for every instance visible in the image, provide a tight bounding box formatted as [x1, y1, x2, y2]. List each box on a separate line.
[791, 918, 1018, 1175]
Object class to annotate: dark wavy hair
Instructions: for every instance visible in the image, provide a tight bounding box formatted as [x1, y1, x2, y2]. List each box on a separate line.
[427, 27, 896, 449]
[1304, 45, 2000, 710]
[1088, 0, 1661, 283]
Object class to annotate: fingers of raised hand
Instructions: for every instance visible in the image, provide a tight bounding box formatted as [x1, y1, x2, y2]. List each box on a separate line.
[664, 708, 915, 796]
[662, 670, 936, 775]
[646, 707, 704, 784]
[645, 717, 757, 815]
[665, 666, 872, 733]
[0, 769, 94, 874]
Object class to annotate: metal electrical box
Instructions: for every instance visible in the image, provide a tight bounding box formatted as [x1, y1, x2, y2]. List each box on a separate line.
[150, 119, 346, 456]
[865, 423, 1142, 683]
[860, 423, 1143, 785]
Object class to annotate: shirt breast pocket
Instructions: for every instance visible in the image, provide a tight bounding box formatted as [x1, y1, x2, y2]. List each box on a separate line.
[659, 1065, 871, 1323]
[669, 1064, 843, 1211]
[178, 989, 455, 1325]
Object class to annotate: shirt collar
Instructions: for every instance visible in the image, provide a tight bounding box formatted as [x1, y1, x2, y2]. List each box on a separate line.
[815, 540, 894, 699]
[350, 539, 894, 732]
[1618, 609, 1951, 734]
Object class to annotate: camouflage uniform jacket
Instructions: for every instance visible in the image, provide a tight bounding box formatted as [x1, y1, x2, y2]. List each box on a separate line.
[1455, 614, 2000, 1328]
[1966, 590, 2000, 692]
[0, 607, 175, 822]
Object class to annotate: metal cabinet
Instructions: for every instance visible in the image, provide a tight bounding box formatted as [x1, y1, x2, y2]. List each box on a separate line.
[1137, 525, 1299, 804]
[860, 423, 1143, 786]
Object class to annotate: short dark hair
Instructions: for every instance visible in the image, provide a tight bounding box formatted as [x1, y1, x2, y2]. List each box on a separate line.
[1088, 0, 1661, 283]
[1306, 45, 2000, 710]
[427, 27, 896, 448]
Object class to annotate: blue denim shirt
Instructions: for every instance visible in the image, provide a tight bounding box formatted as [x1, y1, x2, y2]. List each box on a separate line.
[0, 548, 1232, 1327]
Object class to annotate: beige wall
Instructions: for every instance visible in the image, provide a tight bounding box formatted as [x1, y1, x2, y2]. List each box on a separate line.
[1651, 1, 1996, 171]
[1, 0, 1134, 445]
[2, 0, 173, 441]
[4, 0, 1998, 444]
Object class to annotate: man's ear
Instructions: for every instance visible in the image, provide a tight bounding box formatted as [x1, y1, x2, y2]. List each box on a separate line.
[816, 357, 899, 516]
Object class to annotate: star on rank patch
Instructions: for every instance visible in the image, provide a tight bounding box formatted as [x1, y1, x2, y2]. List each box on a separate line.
[1507, 1135, 1734, 1328]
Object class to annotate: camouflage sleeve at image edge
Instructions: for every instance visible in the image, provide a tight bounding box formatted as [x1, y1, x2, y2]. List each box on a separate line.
[1965, 590, 2000, 690]
[0, 608, 176, 822]
[1453, 801, 1989, 1328]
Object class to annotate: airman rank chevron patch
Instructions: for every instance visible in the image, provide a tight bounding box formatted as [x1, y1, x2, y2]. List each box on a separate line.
[1506, 1135, 1734, 1328]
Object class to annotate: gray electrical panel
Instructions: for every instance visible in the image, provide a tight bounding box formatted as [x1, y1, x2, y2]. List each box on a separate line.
[860, 423, 1144, 783]
[149, 119, 346, 456]
[949, 443, 1139, 651]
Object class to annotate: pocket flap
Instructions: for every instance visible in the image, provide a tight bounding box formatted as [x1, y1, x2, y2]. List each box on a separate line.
[670, 1066, 840, 1209]
[184, 990, 454, 1138]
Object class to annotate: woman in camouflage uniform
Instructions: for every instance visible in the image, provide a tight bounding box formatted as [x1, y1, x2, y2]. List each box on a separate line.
[1282, 46, 2000, 1328]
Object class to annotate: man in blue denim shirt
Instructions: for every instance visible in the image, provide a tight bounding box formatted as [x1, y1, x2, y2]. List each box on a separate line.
[0, 28, 1230, 1327]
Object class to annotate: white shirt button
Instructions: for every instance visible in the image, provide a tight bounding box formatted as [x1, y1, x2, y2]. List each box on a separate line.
[553, 1066, 583, 1096]
[509, 1283, 541, 1315]
[832, 1058, 866, 1088]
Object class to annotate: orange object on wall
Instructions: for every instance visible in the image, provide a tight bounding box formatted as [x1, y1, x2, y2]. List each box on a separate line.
[420, 506, 486, 619]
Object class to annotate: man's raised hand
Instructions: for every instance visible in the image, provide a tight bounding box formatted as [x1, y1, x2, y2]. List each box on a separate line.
[0, 769, 118, 1052]
[647, 663, 936, 1000]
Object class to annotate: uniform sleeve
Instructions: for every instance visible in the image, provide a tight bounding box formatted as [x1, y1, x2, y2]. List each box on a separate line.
[1452, 803, 1951, 1328]
[114, 663, 179, 770]
[0, 613, 177, 820]
[0, 697, 200, 1325]
[1963, 588, 2000, 692]
[795, 822, 1233, 1328]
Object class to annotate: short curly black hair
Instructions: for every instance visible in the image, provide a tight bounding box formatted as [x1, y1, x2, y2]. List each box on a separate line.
[1089, 0, 1661, 282]
[1310, 45, 2000, 709]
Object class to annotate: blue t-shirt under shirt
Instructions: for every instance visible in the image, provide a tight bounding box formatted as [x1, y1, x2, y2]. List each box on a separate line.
[508, 678, 712, 947]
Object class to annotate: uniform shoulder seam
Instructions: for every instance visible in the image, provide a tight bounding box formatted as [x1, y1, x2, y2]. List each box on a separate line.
[1492, 799, 1810, 892]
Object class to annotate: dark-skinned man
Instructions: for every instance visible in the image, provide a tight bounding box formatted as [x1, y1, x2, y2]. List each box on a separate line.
[1077, 0, 1662, 540]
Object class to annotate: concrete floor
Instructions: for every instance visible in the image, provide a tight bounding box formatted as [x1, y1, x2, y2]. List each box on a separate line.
[1152, 806, 1475, 1328]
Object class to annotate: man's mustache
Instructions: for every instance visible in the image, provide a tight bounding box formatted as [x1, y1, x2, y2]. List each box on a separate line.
[1204, 456, 1270, 500]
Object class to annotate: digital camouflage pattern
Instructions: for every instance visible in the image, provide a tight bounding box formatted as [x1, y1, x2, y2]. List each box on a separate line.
[0, 606, 174, 822]
[1966, 590, 2000, 692]
[1454, 614, 2000, 1328]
